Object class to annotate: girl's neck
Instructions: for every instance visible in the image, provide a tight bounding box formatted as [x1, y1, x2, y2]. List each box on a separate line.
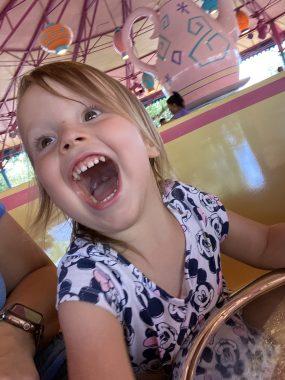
[111, 180, 184, 265]
[112, 185, 186, 298]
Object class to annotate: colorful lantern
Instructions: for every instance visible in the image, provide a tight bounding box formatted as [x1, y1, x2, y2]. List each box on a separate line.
[113, 27, 129, 60]
[236, 9, 250, 35]
[40, 23, 73, 55]
[142, 72, 155, 92]
[202, 0, 218, 14]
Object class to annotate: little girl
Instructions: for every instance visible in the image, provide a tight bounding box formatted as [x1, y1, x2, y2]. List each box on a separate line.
[16, 61, 285, 380]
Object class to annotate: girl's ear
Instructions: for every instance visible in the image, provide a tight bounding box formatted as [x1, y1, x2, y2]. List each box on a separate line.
[145, 139, 160, 158]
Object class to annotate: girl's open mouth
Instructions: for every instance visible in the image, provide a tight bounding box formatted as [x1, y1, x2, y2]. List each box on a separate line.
[71, 154, 120, 208]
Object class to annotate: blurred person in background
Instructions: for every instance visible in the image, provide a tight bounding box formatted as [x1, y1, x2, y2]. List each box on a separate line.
[167, 91, 189, 120]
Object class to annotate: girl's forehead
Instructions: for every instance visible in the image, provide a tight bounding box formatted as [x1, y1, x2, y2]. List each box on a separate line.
[25, 80, 85, 103]
[17, 84, 84, 135]
[19, 82, 89, 116]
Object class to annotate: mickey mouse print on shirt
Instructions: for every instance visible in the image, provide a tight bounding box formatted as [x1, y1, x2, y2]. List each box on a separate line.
[57, 181, 230, 378]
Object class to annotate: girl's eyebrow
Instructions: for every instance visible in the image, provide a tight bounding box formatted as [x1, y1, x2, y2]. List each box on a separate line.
[25, 118, 50, 131]
[61, 97, 87, 108]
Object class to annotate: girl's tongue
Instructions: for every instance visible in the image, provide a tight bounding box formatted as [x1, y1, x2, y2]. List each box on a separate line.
[79, 158, 118, 203]
[90, 173, 118, 202]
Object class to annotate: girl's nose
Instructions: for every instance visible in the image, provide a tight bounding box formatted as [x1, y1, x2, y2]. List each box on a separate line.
[59, 127, 86, 153]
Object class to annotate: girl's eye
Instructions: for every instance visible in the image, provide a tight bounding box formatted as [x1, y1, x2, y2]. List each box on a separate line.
[84, 108, 101, 122]
[37, 136, 56, 150]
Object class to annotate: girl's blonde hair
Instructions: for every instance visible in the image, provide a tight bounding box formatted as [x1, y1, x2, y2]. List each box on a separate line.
[17, 61, 173, 242]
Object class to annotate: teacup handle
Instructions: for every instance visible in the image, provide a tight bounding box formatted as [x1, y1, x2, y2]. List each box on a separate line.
[122, 7, 159, 78]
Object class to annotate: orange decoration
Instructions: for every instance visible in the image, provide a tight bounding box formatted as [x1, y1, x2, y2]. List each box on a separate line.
[40, 23, 73, 55]
[236, 9, 250, 34]
[113, 27, 129, 60]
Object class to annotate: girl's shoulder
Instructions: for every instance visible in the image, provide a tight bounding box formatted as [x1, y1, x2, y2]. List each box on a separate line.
[163, 180, 229, 241]
[57, 236, 129, 316]
[58, 234, 120, 269]
[163, 180, 226, 214]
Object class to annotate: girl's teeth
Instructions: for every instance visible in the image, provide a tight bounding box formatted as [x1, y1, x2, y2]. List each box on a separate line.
[72, 155, 107, 180]
[73, 173, 80, 180]
[102, 188, 117, 202]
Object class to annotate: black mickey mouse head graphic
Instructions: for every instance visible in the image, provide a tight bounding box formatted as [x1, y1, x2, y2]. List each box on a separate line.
[191, 268, 214, 313]
[135, 282, 164, 325]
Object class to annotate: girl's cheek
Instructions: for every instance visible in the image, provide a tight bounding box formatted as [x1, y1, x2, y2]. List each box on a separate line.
[34, 161, 49, 182]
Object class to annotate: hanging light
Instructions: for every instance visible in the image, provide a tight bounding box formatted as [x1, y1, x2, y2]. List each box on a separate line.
[130, 81, 145, 96]
[40, 23, 73, 55]
[202, 0, 218, 14]
[8, 121, 18, 139]
[113, 27, 129, 60]
[236, 9, 250, 35]
[142, 72, 155, 92]
[256, 19, 268, 40]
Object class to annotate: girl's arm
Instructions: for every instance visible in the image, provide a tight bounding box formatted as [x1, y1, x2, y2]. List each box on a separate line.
[0, 212, 59, 379]
[59, 301, 135, 380]
[221, 210, 285, 269]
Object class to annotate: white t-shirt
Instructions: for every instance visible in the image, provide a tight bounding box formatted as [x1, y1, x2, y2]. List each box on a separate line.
[57, 181, 230, 378]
